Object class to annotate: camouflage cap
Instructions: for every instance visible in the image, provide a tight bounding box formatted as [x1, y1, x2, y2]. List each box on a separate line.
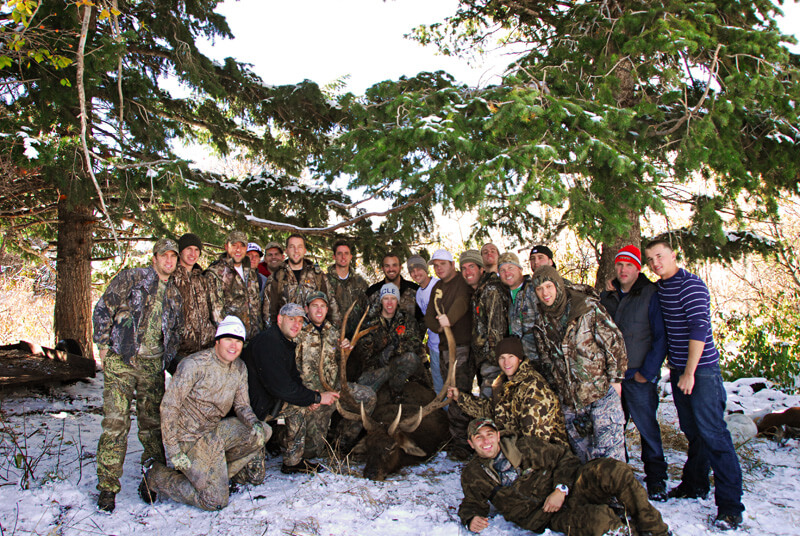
[459, 249, 484, 268]
[279, 302, 306, 318]
[153, 238, 179, 256]
[264, 241, 284, 253]
[225, 230, 248, 246]
[467, 417, 498, 438]
[305, 290, 328, 306]
[497, 252, 522, 269]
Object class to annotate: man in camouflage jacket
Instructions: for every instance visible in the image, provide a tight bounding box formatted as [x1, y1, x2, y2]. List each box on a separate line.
[531, 265, 627, 463]
[460, 250, 510, 398]
[365, 253, 422, 326]
[351, 283, 423, 396]
[205, 230, 263, 340]
[459, 418, 669, 536]
[92, 238, 184, 512]
[171, 233, 215, 368]
[326, 239, 368, 333]
[141, 316, 270, 511]
[283, 292, 376, 465]
[268, 233, 336, 325]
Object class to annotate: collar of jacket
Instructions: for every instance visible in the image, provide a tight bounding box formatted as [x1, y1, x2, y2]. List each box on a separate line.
[611, 272, 652, 296]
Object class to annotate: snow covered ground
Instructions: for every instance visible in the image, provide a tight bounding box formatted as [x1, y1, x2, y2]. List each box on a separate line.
[0, 374, 798, 536]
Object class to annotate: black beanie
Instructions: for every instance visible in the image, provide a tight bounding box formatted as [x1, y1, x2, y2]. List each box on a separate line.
[178, 233, 203, 253]
[495, 336, 525, 360]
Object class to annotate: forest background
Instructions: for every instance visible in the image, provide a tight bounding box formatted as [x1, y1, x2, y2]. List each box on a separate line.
[1, 0, 799, 392]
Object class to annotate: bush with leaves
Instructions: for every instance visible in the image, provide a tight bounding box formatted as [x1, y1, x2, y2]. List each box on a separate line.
[717, 293, 800, 393]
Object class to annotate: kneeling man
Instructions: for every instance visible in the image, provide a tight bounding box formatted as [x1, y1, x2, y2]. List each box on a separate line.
[141, 316, 270, 511]
[459, 418, 669, 536]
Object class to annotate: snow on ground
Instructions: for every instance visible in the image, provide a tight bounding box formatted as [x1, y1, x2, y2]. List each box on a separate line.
[0, 375, 799, 536]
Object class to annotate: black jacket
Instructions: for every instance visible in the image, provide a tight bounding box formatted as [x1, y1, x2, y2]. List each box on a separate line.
[243, 324, 318, 420]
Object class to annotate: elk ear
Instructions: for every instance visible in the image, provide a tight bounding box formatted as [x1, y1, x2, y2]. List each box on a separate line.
[397, 436, 426, 457]
[350, 437, 368, 455]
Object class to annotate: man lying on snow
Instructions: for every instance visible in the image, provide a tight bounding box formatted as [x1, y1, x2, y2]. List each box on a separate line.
[139, 316, 270, 511]
[458, 418, 670, 536]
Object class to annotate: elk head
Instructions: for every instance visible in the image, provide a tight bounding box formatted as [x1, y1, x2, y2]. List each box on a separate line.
[327, 300, 458, 480]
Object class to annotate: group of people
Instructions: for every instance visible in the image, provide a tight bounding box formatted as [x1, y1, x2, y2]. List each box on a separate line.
[91, 230, 744, 534]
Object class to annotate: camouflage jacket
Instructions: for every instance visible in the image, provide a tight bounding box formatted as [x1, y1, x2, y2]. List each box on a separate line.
[471, 271, 510, 367]
[205, 255, 263, 340]
[507, 275, 541, 364]
[294, 320, 341, 392]
[267, 259, 336, 324]
[160, 347, 258, 460]
[172, 263, 216, 355]
[356, 308, 422, 370]
[326, 264, 368, 332]
[456, 360, 567, 446]
[92, 266, 183, 369]
[459, 433, 580, 532]
[532, 290, 627, 410]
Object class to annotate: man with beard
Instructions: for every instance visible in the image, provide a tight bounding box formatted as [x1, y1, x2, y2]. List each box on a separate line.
[480, 243, 500, 274]
[366, 253, 422, 323]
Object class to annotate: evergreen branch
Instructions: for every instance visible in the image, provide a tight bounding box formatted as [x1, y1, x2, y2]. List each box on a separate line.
[201, 190, 434, 235]
[0, 204, 58, 219]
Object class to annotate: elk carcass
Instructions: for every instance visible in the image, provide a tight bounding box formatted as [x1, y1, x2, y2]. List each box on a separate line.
[323, 303, 457, 481]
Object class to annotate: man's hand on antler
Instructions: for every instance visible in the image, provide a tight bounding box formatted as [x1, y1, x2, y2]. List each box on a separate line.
[341, 338, 352, 350]
[437, 313, 451, 328]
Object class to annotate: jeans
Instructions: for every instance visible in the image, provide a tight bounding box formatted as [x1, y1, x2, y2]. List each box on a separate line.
[670, 365, 744, 516]
[622, 378, 668, 489]
[430, 349, 444, 394]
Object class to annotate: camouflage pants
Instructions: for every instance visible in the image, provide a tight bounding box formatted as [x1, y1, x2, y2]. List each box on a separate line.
[145, 417, 269, 511]
[440, 345, 474, 448]
[358, 351, 421, 394]
[96, 351, 165, 493]
[549, 458, 669, 536]
[282, 383, 376, 465]
[563, 387, 626, 464]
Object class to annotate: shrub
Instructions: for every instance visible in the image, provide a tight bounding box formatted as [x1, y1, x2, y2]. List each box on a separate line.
[717, 292, 800, 393]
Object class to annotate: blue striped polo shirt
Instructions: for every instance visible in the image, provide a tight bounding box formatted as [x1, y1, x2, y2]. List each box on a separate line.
[656, 268, 719, 369]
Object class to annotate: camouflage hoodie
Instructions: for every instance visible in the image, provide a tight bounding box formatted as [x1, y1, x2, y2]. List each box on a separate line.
[458, 433, 579, 532]
[205, 254, 263, 340]
[92, 266, 183, 369]
[471, 271, 510, 367]
[507, 275, 542, 365]
[532, 289, 627, 410]
[172, 263, 215, 355]
[356, 308, 422, 370]
[267, 259, 335, 324]
[456, 359, 567, 446]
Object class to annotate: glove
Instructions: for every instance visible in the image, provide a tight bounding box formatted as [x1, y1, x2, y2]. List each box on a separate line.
[252, 422, 270, 447]
[172, 452, 191, 472]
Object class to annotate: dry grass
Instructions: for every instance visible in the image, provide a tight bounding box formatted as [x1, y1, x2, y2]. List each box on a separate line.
[0, 256, 55, 347]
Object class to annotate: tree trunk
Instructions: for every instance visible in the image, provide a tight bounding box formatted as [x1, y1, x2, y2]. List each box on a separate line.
[54, 198, 95, 359]
[595, 211, 641, 290]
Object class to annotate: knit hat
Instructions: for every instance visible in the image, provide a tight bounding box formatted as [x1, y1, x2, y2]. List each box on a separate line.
[467, 417, 498, 438]
[495, 336, 524, 360]
[428, 248, 454, 265]
[380, 283, 400, 301]
[215, 315, 246, 341]
[407, 255, 427, 272]
[305, 290, 328, 306]
[177, 233, 203, 253]
[264, 241, 283, 253]
[459, 249, 484, 269]
[279, 303, 306, 317]
[615, 245, 642, 270]
[497, 252, 522, 270]
[153, 238, 179, 256]
[225, 230, 248, 246]
[247, 242, 263, 256]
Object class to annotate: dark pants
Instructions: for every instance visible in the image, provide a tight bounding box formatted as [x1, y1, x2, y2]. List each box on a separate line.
[670, 365, 744, 516]
[622, 378, 668, 489]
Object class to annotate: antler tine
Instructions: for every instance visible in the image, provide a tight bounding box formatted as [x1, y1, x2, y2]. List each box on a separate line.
[387, 405, 403, 436]
[337, 304, 378, 413]
[335, 399, 362, 422]
[360, 401, 379, 433]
